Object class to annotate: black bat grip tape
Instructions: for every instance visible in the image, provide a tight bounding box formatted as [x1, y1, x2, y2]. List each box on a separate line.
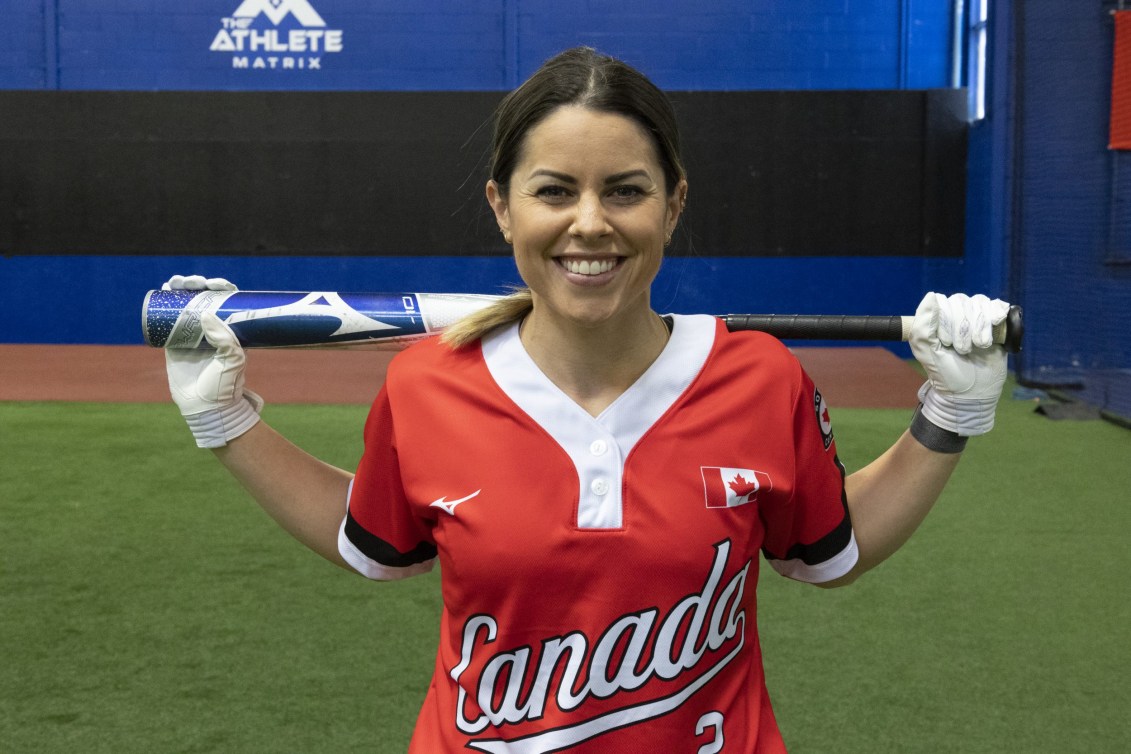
[724, 314, 905, 341]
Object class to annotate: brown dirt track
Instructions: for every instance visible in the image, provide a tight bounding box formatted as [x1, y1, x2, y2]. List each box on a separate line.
[0, 344, 923, 409]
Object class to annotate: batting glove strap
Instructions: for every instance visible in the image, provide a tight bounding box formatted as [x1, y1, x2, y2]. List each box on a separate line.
[183, 389, 264, 449]
[910, 402, 969, 453]
[916, 382, 997, 438]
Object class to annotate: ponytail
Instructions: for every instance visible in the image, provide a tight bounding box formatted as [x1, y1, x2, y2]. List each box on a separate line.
[440, 288, 533, 348]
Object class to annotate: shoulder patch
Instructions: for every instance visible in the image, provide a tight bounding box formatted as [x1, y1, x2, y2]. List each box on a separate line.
[814, 388, 834, 450]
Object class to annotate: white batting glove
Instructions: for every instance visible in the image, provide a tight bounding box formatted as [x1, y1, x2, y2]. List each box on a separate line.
[909, 292, 1010, 437]
[163, 275, 263, 448]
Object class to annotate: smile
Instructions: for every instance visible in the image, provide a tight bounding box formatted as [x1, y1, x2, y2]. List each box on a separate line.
[558, 258, 621, 276]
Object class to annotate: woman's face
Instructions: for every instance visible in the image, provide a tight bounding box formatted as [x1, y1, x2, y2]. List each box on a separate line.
[487, 106, 686, 330]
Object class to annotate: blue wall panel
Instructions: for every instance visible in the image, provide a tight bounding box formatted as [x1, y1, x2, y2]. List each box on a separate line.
[0, 3, 47, 88]
[515, 0, 946, 90]
[1, 0, 956, 92]
[47, 1, 510, 91]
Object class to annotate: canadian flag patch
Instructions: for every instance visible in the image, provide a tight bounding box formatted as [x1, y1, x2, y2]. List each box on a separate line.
[814, 388, 834, 450]
[701, 466, 773, 508]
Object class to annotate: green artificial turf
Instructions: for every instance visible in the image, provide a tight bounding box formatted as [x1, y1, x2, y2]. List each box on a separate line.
[0, 402, 436, 753]
[1, 389, 1128, 752]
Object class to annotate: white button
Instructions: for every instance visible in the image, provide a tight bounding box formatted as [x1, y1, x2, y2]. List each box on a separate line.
[589, 440, 608, 456]
[591, 478, 610, 496]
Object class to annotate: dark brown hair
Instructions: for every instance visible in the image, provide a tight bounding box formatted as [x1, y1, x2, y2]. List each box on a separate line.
[489, 46, 686, 196]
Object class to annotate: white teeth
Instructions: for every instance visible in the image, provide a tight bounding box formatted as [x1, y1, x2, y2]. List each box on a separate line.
[563, 259, 616, 276]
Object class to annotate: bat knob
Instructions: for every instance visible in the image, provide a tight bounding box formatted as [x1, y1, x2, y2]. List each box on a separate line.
[1003, 305, 1024, 353]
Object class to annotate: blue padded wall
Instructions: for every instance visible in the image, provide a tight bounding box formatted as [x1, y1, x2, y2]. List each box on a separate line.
[2, 1, 953, 92]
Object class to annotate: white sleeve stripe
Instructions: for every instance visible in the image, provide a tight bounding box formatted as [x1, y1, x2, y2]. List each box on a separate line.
[769, 530, 859, 584]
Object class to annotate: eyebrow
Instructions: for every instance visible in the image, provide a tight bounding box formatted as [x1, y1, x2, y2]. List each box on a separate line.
[529, 169, 653, 185]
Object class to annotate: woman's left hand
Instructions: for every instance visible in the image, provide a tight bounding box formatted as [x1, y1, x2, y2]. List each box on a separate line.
[909, 292, 1010, 436]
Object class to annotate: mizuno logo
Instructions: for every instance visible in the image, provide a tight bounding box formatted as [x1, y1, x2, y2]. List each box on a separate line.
[429, 490, 481, 516]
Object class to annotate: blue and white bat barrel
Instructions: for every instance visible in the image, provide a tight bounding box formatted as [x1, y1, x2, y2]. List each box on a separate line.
[142, 289, 500, 349]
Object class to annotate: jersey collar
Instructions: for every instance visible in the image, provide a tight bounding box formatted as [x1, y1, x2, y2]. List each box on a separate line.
[481, 314, 717, 529]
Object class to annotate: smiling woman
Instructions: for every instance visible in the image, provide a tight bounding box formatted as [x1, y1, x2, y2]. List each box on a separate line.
[155, 46, 1015, 754]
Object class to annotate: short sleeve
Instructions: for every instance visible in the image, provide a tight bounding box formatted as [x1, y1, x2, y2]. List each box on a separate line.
[338, 385, 437, 581]
[759, 369, 858, 584]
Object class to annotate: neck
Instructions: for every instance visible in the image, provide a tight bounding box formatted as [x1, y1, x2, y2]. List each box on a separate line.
[519, 303, 671, 417]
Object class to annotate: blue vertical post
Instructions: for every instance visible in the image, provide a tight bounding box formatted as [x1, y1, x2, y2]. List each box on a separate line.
[951, 0, 966, 88]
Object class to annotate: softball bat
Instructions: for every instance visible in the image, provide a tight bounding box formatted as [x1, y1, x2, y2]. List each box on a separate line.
[142, 289, 1023, 352]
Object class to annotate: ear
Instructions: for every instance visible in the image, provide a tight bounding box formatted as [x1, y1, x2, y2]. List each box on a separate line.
[486, 180, 510, 238]
[665, 179, 688, 238]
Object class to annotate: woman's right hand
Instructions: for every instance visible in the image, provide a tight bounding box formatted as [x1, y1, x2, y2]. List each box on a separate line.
[160, 276, 354, 568]
[162, 275, 263, 448]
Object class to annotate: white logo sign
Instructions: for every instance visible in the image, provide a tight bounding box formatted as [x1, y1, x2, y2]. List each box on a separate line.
[209, 0, 343, 71]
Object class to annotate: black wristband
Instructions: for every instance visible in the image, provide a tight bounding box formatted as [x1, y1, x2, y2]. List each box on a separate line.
[909, 404, 968, 454]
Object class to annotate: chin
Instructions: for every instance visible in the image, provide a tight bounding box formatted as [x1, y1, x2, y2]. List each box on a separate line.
[550, 292, 648, 330]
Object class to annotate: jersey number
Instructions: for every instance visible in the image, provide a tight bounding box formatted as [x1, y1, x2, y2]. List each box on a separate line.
[696, 711, 725, 753]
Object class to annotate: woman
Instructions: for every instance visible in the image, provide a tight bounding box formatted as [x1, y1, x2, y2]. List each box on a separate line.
[163, 47, 1009, 753]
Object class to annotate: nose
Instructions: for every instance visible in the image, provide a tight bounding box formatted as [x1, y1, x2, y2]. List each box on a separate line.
[569, 192, 612, 241]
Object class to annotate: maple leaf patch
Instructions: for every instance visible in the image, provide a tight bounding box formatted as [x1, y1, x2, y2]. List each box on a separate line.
[702, 467, 773, 508]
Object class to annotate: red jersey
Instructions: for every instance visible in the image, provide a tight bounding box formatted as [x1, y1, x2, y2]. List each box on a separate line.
[340, 314, 857, 753]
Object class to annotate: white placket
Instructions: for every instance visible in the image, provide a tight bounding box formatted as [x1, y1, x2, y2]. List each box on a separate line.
[482, 315, 716, 530]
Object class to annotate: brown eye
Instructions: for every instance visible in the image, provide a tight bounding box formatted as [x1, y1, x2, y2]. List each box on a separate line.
[609, 185, 644, 201]
[536, 186, 570, 201]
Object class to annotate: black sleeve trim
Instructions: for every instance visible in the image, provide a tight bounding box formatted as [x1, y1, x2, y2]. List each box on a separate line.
[762, 455, 853, 566]
[343, 510, 437, 568]
[764, 508, 853, 566]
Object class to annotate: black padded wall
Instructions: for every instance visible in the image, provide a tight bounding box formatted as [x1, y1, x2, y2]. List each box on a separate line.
[0, 89, 965, 257]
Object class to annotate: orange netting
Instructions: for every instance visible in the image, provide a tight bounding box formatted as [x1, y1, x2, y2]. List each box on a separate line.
[1110, 11, 1131, 149]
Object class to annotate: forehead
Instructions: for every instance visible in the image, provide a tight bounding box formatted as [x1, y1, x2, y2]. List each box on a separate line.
[515, 106, 661, 173]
